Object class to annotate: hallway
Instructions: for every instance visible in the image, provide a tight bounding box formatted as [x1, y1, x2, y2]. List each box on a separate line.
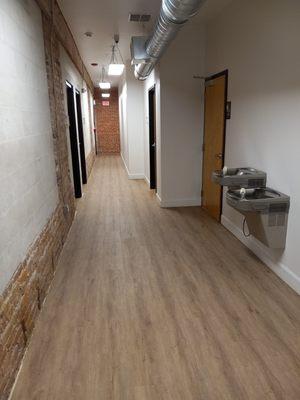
[11, 156, 300, 400]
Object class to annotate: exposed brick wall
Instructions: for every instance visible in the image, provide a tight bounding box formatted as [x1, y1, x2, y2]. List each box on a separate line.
[0, 1, 95, 398]
[0, 205, 69, 399]
[95, 88, 120, 154]
[35, 0, 94, 93]
[42, 15, 75, 211]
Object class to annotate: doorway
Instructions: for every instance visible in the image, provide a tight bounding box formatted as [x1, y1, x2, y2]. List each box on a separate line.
[75, 90, 87, 184]
[148, 87, 156, 190]
[66, 82, 82, 198]
[201, 70, 228, 221]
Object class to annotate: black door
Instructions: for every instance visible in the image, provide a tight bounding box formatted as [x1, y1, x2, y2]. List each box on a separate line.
[75, 90, 87, 184]
[66, 82, 82, 198]
[149, 87, 156, 190]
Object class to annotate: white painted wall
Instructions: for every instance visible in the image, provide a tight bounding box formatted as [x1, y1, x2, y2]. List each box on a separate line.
[119, 63, 145, 179]
[88, 88, 96, 151]
[119, 25, 204, 206]
[205, 0, 300, 292]
[126, 66, 145, 178]
[119, 78, 129, 169]
[60, 46, 95, 183]
[141, 23, 205, 208]
[156, 24, 205, 207]
[0, 0, 58, 293]
[82, 88, 94, 157]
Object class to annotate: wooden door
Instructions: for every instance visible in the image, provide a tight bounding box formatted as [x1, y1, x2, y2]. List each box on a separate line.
[202, 72, 227, 221]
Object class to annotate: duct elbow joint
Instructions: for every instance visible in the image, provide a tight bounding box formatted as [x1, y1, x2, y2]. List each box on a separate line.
[134, 68, 147, 80]
[131, 0, 204, 80]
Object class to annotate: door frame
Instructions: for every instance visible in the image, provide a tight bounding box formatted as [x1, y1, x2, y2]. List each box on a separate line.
[201, 69, 228, 221]
[66, 81, 82, 198]
[148, 85, 157, 190]
[75, 89, 87, 184]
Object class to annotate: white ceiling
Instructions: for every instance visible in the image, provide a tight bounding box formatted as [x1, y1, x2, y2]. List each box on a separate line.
[57, 0, 232, 87]
[57, 0, 161, 87]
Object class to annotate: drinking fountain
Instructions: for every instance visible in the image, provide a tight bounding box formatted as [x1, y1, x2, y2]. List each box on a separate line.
[212, 167, 266, 189]
[212, 166, 290, 248]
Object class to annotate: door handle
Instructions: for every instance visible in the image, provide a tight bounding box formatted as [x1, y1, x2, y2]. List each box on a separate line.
[215, 153, 223, 160]
[152, 143, 156, 148]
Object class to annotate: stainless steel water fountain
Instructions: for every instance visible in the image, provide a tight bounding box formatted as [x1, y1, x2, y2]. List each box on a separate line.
[212, 167, 290, 248]
[212, 167, 267, 189]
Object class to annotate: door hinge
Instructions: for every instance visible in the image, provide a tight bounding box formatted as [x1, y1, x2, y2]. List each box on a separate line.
[201, 189, 204, 198]
[226, 101, 231, 119]
[202, 143, 205, 152]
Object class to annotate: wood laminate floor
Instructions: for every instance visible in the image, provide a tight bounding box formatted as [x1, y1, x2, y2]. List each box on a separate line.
[11, 156, 300, 400]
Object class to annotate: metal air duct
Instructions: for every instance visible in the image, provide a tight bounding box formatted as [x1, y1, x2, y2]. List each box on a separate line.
[131, 0, 205, 80]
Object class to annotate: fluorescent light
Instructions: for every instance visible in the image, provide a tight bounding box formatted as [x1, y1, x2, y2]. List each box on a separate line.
[108, 63, 124, 76]
[101, 93, 110, 98]
[99, 82, 111, 89]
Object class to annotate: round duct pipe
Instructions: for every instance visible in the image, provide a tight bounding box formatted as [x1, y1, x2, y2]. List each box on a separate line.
[133, 0, 205, 80]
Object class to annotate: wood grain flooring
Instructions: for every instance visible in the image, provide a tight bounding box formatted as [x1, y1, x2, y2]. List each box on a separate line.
[11, 155, 300, 400]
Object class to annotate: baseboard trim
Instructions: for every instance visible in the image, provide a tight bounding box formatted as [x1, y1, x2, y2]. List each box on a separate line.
[221, 215, 300, 295]
[156, 192, 162, 205]
[86, 150, 96, 179]
[120, 153, 130, 176]
[144, 175, 150, 187]
[128, 173, 145, 180]
[120, 153, 144, 180]
[157, 197, 202, 208]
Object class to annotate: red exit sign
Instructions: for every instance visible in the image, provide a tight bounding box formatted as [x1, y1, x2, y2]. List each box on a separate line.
[102, 101, 110, 106]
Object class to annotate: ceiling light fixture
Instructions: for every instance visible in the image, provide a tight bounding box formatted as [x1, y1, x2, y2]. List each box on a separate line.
[99, 82, 111, 89]
[99, 66, 111, 89]
[101, 93, 110, 98]
[108, 64, 124, 76]
[108, 34, 125, 76]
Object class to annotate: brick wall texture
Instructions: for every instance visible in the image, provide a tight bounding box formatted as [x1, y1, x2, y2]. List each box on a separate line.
[95, 88, 120, 154]
[0, 2, 94, 399]
[0, 205, 70, 399]
[36, 0, 94, 92]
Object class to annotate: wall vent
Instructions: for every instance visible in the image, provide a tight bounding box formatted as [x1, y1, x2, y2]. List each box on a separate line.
[140, 14, 151, 22]
[128, 13, 151, 22]
[129, 13, 140, 22]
